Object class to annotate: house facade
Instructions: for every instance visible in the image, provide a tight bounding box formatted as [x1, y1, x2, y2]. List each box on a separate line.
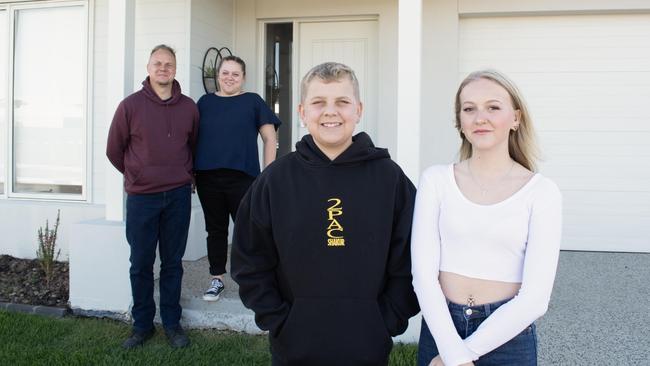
[1, 0, 648, 315]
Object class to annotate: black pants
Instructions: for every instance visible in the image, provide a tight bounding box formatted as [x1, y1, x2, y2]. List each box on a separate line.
[195, 168, 255, 276]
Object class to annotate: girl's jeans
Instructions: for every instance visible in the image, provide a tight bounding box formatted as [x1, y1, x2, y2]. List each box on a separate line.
[417, 298, 537, 366]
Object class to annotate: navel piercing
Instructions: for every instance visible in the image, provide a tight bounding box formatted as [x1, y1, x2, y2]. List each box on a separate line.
[467, 294, 475, 307]
[465, 294, 475, 315]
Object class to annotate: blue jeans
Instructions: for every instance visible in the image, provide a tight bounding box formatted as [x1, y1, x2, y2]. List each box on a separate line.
[126, 184, 191, 333]
[417, 299, 537, 366]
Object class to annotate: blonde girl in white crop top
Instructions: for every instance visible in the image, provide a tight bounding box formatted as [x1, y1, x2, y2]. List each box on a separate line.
[411, 70, 562, 366]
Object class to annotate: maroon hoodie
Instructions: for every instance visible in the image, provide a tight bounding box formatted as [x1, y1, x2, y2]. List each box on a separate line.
[106, 77, 199, 194]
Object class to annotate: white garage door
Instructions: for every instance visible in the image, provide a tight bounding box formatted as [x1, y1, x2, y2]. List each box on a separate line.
[459, 14, 650, 252]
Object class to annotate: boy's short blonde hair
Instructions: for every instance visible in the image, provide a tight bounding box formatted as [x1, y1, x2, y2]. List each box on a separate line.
[300, 62, 360, 102]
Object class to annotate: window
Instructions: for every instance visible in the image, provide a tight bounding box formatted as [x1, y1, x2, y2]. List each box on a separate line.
[12, 5, 86, 196]
[0, 2, 87, 199]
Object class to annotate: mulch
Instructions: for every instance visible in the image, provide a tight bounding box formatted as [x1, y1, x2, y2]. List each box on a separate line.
[0, 255, 69, 308]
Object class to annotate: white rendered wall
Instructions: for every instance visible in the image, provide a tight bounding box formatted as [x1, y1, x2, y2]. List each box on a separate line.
[69, 218, 131, 313]
[396, 0, 421, 184]
[420, 0, 461, 170]
[189, 0, 233, 100]
[69, 0, 135, 313]
[0, 201, 104, 259]
[91, 0, 109, 205]
[133, 0, 190, 92]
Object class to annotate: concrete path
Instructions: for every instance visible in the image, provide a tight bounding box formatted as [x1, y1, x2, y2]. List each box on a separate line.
[536, 251, 649, 365]
[166, 251, 649, 365]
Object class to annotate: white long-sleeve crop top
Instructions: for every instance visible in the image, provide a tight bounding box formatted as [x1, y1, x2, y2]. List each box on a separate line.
[411, 164, 562, 366]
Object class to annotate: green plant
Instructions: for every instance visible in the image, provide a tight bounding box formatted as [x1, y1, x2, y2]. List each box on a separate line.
[195, 63, 216, 78]
[36, 209, 61, 286]
[204, 65, 216, 78]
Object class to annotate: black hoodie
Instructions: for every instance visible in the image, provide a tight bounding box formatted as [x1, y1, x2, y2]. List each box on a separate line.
[232, 132, 420, 366]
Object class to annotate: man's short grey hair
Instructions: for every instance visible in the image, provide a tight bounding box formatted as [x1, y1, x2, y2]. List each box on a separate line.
[300, 62, 360, 102]
[150, 44, 176, 60]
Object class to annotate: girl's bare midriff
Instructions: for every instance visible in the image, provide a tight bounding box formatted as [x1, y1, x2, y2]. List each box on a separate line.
[440, 271, 521, 305]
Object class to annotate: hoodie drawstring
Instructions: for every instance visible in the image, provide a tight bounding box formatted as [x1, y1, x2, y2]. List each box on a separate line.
[166, 103, 171, 137]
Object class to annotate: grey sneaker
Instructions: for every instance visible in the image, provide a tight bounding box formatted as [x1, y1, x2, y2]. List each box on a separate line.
[202, 278, 225, 301]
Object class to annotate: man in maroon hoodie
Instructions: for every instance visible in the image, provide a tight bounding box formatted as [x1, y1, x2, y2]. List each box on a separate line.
[106, 44, 199, 349]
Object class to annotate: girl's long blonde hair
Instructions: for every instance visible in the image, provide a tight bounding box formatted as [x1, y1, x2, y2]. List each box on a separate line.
[454, 69, 539, 171]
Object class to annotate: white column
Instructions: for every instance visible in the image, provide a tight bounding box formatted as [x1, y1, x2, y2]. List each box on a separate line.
[105, 0, 135, 221]
[397, 0, 422, 184]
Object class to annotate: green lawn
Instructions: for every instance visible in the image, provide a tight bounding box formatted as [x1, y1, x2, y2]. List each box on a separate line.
[0, 311, 417, 365]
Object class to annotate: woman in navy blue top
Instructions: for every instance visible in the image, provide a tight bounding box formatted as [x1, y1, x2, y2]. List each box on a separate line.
[194, 56, 281, 301]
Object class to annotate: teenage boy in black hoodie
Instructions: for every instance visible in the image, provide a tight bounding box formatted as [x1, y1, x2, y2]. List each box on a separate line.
[231, 62, 419, 366]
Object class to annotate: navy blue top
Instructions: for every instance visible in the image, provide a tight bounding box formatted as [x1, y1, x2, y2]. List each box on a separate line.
[194, 92, 281, 177]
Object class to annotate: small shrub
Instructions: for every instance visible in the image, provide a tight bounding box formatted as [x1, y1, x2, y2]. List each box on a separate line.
[204, 65, 216, 78]
[36, 209, 61, 286]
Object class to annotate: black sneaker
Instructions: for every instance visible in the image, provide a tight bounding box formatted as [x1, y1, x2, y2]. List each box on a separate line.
[165, 326, 190, 348]
[122, 328, 155, 349]
[202, 278, 225, 301]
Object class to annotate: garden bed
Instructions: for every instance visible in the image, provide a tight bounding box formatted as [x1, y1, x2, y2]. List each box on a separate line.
[0, 254, 69, 308]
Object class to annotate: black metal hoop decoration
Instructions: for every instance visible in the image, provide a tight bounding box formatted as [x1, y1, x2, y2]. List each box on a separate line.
[201, 46, 234, 94]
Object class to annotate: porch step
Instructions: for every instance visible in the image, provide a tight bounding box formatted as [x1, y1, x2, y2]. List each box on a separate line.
[158, 256, 419, 342]
[155, 256, 263, 334]
[180, 297, 261, 334]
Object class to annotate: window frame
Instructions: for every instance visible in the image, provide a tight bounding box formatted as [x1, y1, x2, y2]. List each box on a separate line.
[0, 7, 7, 198]
[2, 0, 91, 202]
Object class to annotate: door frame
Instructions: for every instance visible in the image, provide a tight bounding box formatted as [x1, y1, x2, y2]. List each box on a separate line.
[257, 15, 378, 151]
